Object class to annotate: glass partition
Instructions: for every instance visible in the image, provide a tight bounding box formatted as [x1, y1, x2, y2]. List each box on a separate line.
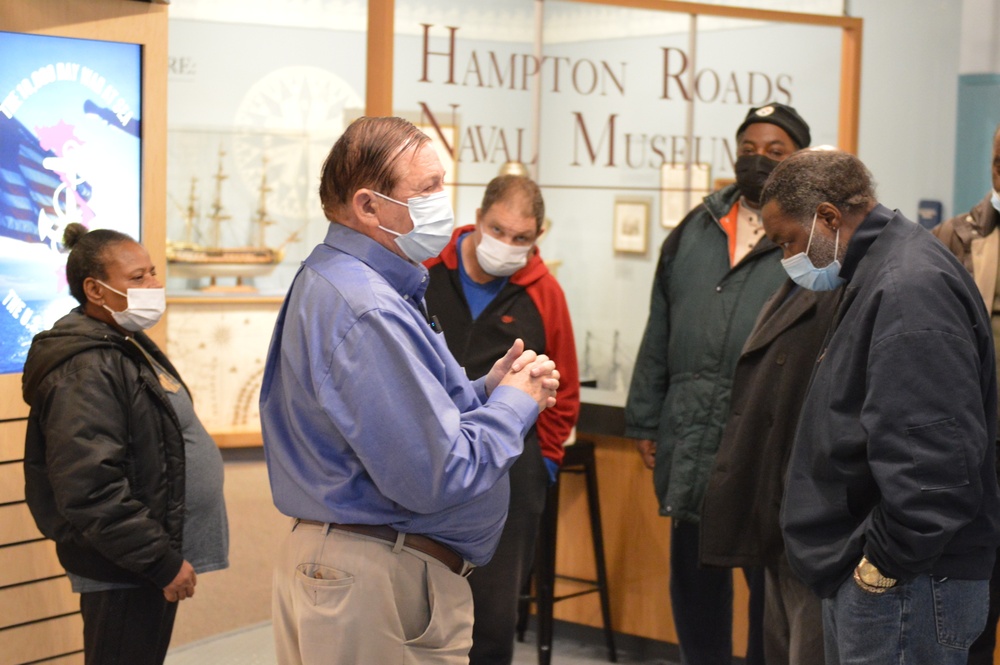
[392, 0, 538, 224]
[166, 10, 367, 294]
[540, 3, 843, 391]
[391, 0, 852, 397]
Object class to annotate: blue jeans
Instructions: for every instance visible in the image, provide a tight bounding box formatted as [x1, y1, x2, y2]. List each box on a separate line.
[823, 571, 988, 665]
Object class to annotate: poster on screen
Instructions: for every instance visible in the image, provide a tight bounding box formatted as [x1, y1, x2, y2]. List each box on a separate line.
[0, 31, 142, 374]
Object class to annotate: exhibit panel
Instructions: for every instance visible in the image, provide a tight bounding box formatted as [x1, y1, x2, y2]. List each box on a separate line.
[0, 31, 143, 375]
[165, 298, 282, 442]
[162, 4, 373, 445]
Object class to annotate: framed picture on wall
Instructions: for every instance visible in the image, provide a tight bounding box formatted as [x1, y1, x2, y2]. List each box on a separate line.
[613, 197, 650, 255]
[661, 162, 711, 228]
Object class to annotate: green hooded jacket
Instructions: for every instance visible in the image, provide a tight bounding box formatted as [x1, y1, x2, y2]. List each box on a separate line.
[625, 184, 786, 522]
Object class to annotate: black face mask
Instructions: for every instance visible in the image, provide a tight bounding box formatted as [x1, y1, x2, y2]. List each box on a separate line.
[734, 154, 780, 205]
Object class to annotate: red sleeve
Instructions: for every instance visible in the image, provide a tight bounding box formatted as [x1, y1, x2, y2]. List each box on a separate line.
[526, 275, 580, 466]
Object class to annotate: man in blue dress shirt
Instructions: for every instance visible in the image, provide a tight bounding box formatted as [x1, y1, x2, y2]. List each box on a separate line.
[260, 116, 560, 665]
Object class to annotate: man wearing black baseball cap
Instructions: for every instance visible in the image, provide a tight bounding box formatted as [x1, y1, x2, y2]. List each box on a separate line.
[626, 102, 810, 665]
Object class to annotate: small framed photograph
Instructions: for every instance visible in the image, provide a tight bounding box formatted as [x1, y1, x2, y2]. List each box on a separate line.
[613, 197, 651, 255]
[661, 162, 711, 228]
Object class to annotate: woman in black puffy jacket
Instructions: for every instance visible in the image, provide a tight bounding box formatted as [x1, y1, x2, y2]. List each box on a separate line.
[22, 223, 228, 665]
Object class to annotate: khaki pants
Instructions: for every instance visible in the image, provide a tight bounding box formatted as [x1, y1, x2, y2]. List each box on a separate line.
[273, 519, 474, 665]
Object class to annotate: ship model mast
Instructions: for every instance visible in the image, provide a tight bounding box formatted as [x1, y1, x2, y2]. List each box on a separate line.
[181, 177, 198, 246]
[207, 145, 231, 249]
[166, 147, 295, 292]
[253, 155, 276, 248]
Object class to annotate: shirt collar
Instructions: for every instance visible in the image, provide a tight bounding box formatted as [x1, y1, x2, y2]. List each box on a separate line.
[839, 203, 894, 283]
[323, 223, 430, 301]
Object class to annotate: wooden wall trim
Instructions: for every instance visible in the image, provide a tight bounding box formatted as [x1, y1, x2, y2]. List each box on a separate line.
[0, 614, 84, 664]
[0, 375, 27, 421]
[0, 420, 27, 462]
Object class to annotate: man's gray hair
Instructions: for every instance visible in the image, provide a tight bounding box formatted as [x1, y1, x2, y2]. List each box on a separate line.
[760, 149, 877, 223]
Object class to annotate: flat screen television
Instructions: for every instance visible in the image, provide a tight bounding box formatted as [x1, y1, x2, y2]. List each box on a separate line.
[0, 30, 142, 374]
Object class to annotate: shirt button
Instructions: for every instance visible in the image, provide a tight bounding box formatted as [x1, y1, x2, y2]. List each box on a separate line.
[403, 295, 409, 300]
[715, 286, 722, 293]
[421, 275, 427, 282]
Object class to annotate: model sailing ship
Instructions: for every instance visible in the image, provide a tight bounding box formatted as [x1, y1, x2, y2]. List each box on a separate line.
[167, 149, 290, 291]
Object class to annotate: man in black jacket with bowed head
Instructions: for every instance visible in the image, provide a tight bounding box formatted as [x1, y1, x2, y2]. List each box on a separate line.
[762, 149, 1000, 665]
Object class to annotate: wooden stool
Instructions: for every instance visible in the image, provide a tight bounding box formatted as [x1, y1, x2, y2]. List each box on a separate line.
[517, 439, 617, 664]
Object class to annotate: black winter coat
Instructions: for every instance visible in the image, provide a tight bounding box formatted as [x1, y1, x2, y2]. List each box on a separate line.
[22, 309, 187, 589]
[700, 280, 840, 568]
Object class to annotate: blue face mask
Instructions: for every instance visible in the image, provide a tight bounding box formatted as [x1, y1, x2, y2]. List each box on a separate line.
[991, 189, 1000, 214]
[374, 190, 454, 263]
[780, 213, 845, 291]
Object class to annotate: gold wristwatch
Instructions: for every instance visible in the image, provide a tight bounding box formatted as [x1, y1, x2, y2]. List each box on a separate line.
[853, 555, 897, 593]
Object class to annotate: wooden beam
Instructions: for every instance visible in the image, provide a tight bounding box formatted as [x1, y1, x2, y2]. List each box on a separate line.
[366, 0, 395, 117]
[839, 21, 864, 153]
[568, 0, 858, 28]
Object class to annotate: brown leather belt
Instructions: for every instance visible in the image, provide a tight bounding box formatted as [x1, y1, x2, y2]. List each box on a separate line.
[295, 519, 474, 577]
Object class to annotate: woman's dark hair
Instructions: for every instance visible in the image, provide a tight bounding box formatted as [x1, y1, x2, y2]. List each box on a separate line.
[63, 223, 135, 305]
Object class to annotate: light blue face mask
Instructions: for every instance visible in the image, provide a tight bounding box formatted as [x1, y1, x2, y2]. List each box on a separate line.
[991, 189, 1000, 214]
[374, 190, 454, 263]
[780, 213, 845, 291]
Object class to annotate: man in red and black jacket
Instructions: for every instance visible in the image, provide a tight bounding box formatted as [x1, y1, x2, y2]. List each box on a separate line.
[425, 174, 580, 665]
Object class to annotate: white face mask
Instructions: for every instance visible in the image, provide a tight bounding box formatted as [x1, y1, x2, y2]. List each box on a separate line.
[97, 280, 166, 332]
[374, 190, 455, 263]
[475, 232, 532, 277]
[991, 189, 1000, 214]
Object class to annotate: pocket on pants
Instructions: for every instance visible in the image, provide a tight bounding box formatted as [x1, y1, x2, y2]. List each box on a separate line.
[295, 562, 354, 607]
[403, 564, 473, 654]
[932, 577, 989, 649]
